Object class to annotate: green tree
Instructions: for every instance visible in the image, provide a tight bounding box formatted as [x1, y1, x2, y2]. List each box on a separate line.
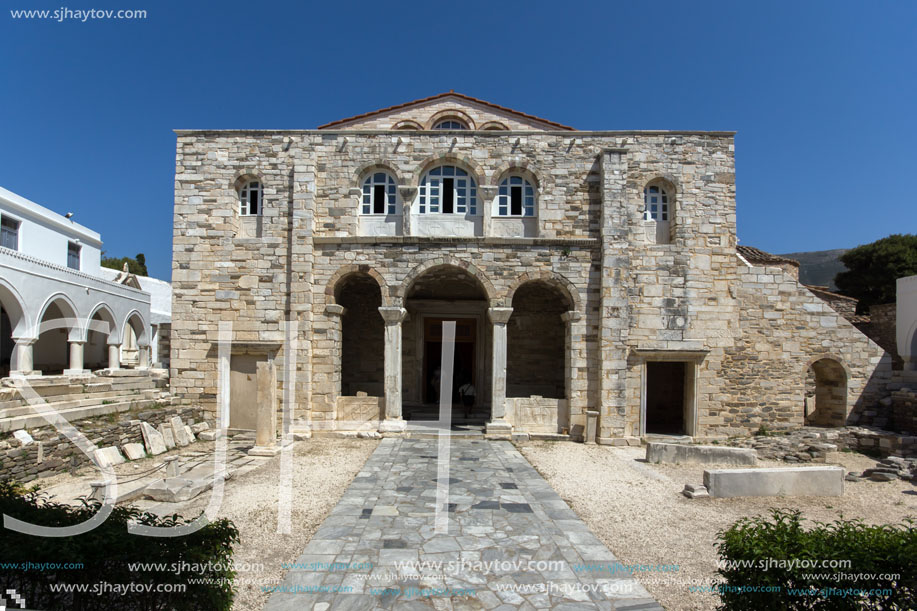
[101, 252, 148, 276]
[835, 234, 917, 313]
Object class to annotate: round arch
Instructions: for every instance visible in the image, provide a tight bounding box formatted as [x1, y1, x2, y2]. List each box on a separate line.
[803, 353, 852, 379]
[804, 355, 850, 427]
[353, 162, 404, 188]
[427, 108, 476, 130]
[399, 259, 496, 303]
[392, 120, 423, 130]
[491, 161, 542, 189]
[411, 153, 485, 187]
[326, 265, 390, 306]
[122, 310, 149, 347]
[0, 277, 30, 338]
[232, 169, 267, 192]
[504, 272, 580, 312]
[36, 293, 82, 341]
[85, 303, 121, 343]
[480, 121, 509, 131]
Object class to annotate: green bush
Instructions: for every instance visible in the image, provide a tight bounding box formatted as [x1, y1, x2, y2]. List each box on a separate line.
[715, 509, 916, 610]
[0, 480, 239, 610]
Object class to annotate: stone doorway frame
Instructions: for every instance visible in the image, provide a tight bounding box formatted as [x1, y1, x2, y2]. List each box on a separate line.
[634, 349, 707, 438]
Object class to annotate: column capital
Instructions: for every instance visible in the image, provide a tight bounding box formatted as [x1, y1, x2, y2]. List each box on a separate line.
[487, 307, 513, 325]
[11, 337, 38, 346]
[561, 310, 582, 324]
[324, 304, 346, 317]
[378, 306, 408, 325]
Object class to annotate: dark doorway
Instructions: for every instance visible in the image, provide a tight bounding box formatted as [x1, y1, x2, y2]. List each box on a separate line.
[646, 361, 687, 435]
[423, 318, 475, 405]
[0, 308, 11, 377]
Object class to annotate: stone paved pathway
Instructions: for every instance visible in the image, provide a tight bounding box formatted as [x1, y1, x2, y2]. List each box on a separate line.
[265, 438, 662, 610]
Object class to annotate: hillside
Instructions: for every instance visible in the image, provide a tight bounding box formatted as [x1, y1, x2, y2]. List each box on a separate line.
[778, 248, 849, 290]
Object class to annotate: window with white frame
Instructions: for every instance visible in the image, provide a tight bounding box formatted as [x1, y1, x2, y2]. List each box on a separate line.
[362, 172, 398, 215]
[67, 241, 81, 270]
[1, 216, 19, 251]
[418, 166, 477, 215]
[643, 185, 669, 221]
[433, 119, 468, 130]
[497, 176, 536, 217]
[239, 180, 262, 216]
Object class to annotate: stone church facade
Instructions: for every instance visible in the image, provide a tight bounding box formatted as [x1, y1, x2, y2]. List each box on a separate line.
[170, 92, 891, 442]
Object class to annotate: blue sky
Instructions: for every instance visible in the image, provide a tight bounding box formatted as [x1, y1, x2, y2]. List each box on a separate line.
[1, 0, 914, 280]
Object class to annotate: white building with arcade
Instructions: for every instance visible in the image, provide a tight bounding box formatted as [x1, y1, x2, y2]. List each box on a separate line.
[0, 186, 152, 377]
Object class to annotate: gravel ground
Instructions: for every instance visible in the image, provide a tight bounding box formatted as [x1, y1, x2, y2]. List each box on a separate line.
[519, 442, 917, 611]
[173, 437, 377, 611]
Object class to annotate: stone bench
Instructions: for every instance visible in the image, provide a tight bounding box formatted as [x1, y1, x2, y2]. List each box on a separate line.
[646, 442, 757, 465]
[703, 466, 845, 498]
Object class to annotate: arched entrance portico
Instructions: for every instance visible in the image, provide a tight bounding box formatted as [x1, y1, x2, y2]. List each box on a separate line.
[402, 264, 492, 423]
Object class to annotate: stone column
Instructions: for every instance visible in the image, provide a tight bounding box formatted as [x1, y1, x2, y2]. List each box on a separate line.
[378, 306, 408, 433]
[107, 343, 121, 370]
[10, 338, 36, 376]
[561, 310, 584, 435]
[249, 360, 280, 456]
[486, 307, 513, 439]
[138, 344, 151, 369]
[64, 340, 87, 375]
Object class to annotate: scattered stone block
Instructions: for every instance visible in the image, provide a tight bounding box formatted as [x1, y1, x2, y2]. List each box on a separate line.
[647, 442, 758, 466]
[682, 484, 709, 499]
[159, 423, 176, 449]
[190, 421, 210, 434]
[197, 430, 221, 441]
[845, 473, 862, 482]
[122, 443, 146, 461]
[704, 466, 845, 498]
[171, 417, 191, 447]
[93, 446, 126, 468]
[184, 425, 196, 443]
[140, 422, 167, 455]
[869, 472, 898, 482]
[12, 430, 33, 446]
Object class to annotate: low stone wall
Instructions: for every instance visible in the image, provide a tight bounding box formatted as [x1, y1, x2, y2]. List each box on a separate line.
[703, 466, 845, 498]
[725, 426, 917, 461]
[646, 442, 757, 465]
[0, 404, 204, 483]
[336, 396, 383, 425]
[506, 397, 566, 434]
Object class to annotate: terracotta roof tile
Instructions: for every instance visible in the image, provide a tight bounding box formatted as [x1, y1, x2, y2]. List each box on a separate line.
[737, 245, 800, 267]
[317, 92, 576, 131]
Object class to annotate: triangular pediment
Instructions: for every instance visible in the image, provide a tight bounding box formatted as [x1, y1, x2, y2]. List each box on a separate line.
[317, 92, 575, 131]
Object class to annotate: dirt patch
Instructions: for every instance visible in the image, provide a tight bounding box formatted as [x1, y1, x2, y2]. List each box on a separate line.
[519, 442, 917, 611]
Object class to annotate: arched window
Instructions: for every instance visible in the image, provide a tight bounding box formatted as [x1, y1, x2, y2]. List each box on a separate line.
[418, 166, 477, 215]
[643, 185, 669, 221]
[239, 180, 262, 216]
[497, 176, 536, 217]
[362, 172, 398, 215]
[433, 119, 468, 130]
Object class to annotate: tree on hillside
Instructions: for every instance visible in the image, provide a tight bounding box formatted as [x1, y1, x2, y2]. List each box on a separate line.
[101, 252, 148, 276]
[834, 234, 917, 313]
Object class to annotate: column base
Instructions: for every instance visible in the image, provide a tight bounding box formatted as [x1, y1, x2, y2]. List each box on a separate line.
[63, 369, 90, 376]
[379, 419, 407, 434]
[485, 420, 512, 440]
[9, 371, 40, 378]
[248, 445, 282, 457]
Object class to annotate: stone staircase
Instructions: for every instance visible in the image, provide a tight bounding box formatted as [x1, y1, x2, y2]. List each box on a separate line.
[0, 370, 169, 433]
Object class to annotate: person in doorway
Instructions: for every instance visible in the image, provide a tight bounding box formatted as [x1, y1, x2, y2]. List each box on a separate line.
[459, 379, 475, 419]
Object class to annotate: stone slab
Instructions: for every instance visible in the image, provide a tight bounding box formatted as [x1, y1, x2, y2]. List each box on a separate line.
[12, 430, 33, 446]
[197, 430, 221, 441]
[184, 425, 196, 443]
[703, 466, 845, 498]
[122, 442, 146, 461]
[171, 417, 190, 446]
[647, 442, 758, 466]
[158, 423, 176, 449]
[93, 446, 126, 468]
[140, 422, 167, 455]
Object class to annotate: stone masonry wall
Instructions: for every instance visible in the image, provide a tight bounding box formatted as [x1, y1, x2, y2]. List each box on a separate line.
[171, 125, 889, 440]
[0, 405, 203, 483]
[718, 263, 892, 438]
